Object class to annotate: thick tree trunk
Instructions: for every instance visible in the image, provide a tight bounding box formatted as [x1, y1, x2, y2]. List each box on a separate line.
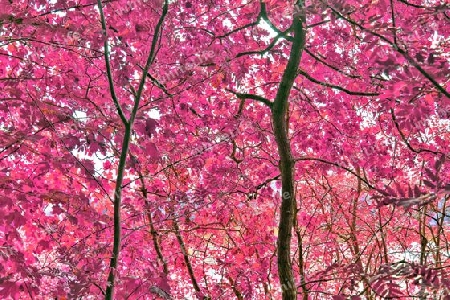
[272, 3, 306, 299]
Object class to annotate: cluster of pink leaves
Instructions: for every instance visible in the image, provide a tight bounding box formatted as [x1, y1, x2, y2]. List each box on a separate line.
[0, 0, 449, 298]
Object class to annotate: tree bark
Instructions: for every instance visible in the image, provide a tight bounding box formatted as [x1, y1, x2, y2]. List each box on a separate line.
[105, 124, 131, 299]
[272, 2, 306, 299]
[100, 0, 169, 297]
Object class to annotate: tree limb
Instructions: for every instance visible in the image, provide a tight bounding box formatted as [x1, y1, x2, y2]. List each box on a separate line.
[226, 88, 273, 108]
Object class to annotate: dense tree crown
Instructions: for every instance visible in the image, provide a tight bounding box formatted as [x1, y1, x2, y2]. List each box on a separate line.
[0, 0, 449, 299]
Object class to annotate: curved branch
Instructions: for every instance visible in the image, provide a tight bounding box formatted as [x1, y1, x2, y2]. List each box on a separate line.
[226, 88, 273, 108]
[304, 48, 361, 79]
[137, 170, 169, 275]
[297, 69, 380, 96]
[328, 6, 450, 98]
[294, 156, 376, 190]
[390, 109, 443, 156]
[217, 18, 260, 38]
[97, 0, 127, 125]
[397, 0, 432, 9]
[173, 217, 204, 295]
[130, 0, 169, 124]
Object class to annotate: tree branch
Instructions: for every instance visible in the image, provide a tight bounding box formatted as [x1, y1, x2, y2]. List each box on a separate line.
[97, 0, 128, 125]
[390, 109, 442, 156]
[294, 156, 376, 190]
[304, 48, 361, 79]
[297, 69, 379, 96]
[226, 88, 273, 108]
[130, 0, 169, 124]
[136, 169, 169, 275]
[328, 5, 450, 98]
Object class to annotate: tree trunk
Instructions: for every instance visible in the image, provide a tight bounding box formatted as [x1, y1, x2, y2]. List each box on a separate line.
[272, 3, 306, 299]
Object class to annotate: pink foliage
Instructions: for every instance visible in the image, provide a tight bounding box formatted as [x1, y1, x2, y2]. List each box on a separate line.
[0, 0, 449, 298]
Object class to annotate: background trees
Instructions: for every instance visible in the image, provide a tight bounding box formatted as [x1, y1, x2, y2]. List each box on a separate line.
[0, 0, 449, 298]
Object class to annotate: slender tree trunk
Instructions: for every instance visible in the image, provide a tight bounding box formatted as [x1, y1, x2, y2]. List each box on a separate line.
[138, 172, 169, 274]
[172, 207, 211, 300]
[99, 0, 169, 296]
[105, 124, 131, 299]
[272, 2, 306, 299]
[349, 167, 372, 299]
[173, 216, 202, 293]
[295, 226, 308, 300]
[227, 276, 244, 300]
[418, 206, 427, 300]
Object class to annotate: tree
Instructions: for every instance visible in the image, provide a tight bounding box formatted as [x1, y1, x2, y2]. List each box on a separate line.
[0, 0, 449, 298]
